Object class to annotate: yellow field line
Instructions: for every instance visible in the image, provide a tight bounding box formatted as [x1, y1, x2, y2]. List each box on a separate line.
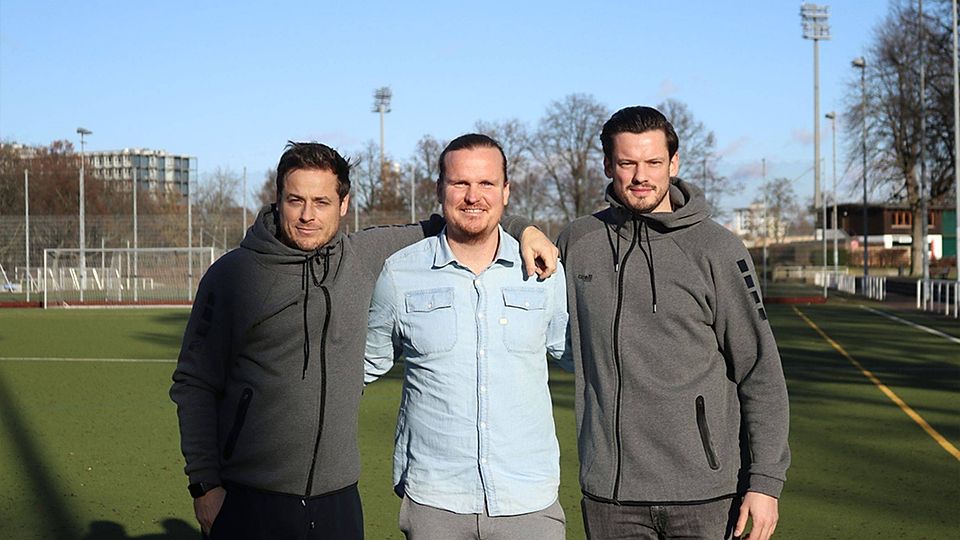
[793, 306, 960, 462]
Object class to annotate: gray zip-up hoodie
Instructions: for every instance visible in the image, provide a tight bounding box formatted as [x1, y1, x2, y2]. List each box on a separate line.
[170, 205, 444, 497]
[557, 179, 790, 504]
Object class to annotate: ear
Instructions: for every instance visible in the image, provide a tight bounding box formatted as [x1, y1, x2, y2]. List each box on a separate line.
[502, 181, 510, 207]
[436, 180, 443, 205]
[339, 193, 350, 217]
[603, 156, 614, 179]
[669, 152, 680, 177]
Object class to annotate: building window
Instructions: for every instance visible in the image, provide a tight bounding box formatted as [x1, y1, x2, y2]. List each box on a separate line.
[891, 210, 911, 228]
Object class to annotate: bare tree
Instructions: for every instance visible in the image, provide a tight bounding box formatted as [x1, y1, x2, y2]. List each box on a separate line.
[257, 169, 277, 208]
[531, 94, 609, 221]
[474, 119, 550, 221]
[754, 177, 801, 244]
[845, 0, 956, 275]
[658, 99, 738, 218]
[408, 134, 445, 216]
[195, 167, 243, 249]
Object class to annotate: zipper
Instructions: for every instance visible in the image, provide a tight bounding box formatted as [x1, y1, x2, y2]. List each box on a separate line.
[304, 285, 332, 496]
[222, 387, 253, 460]
[611, 218, 638, 500]
[696, 395, 720, 470]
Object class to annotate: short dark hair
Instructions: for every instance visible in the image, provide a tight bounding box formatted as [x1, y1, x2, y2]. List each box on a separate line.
[437, 133, 508, 184]
[600, 106, 679, 161]
[275, 142, 351, 201]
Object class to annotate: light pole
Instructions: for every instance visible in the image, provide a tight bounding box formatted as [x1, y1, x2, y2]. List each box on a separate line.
[852, 57, 868, 282]
[825, 112, 839, 268]
[801, 3, 830, 272]
[76, 127, 92, 302]
[918, 0, 929, 282]
[952, 0, 958, 289]
[372, 87, 392, 185]
[410, 163, 416, 223]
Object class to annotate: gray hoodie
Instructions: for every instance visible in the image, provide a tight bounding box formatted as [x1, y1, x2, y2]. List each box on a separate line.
[170, 205, 444, 496]
[557, 179, 790, 504]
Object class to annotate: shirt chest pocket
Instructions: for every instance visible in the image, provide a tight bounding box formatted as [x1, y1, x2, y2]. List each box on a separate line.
[500, 287, 549, 353]
[403, 287, 457, 355]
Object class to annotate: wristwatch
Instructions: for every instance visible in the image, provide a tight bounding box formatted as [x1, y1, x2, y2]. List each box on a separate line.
[188, 481, 220, 498]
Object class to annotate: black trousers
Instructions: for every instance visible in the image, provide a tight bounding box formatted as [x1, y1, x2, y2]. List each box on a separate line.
[208, 482, 364, 540]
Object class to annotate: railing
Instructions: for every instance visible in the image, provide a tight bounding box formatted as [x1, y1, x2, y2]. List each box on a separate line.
[916, 279, 959, 319]
[818, 272, 885, 300]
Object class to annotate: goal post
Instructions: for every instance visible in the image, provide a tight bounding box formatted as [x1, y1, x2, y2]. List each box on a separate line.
[42, 247, 218, 308]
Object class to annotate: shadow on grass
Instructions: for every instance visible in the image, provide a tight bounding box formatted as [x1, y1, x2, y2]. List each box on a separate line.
[80, 519, 197, 540]
[0, 368, 81, 538]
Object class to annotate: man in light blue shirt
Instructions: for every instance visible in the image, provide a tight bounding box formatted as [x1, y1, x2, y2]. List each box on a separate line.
[365, 133, 569, 539]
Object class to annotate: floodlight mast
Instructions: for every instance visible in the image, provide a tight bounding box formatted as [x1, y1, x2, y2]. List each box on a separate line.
[825, 111, 839, 268]
[801, 3, 830, 286]
[76, 127, 92, 302]
[372, 87, 393, 183]
[852, 57, 868, 281]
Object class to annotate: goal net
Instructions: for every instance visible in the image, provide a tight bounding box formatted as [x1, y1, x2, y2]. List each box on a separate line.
[42, 247, 219, 308]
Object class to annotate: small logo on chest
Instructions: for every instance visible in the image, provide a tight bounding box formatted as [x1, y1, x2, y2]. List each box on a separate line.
[577, 274, 593, 282]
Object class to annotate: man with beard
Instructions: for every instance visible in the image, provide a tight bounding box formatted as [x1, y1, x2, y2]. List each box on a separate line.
[170, 141, 558, 539]
[365, 134, 568, 539]
[557, 107, 790, 540]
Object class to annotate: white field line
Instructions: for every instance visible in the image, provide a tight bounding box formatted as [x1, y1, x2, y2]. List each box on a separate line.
[0, 356, 176, 363]
[860, 305, 960, 346]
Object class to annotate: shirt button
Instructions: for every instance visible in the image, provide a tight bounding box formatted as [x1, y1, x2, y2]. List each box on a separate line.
[474, 279, 481, 286]
[479, 349, 485, 357]
[479, 385, 486, 393]
[478, 313, 484, 319]
[480, 422, 486, 429]
[427, 303, 433, 308]
[480, 458, 487, 464]
[524, 302, 530, 307]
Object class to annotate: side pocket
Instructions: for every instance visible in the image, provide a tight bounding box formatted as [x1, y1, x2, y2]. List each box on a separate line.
[222, 388, 253, 461]
[695, 395, 721, 471]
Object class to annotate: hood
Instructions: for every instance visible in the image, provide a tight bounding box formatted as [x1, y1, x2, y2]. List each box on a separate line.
[604, 177, 710, 235]
[240, 205, 344, 379]
[601, 178, 709, 315]
[240, 205, 344, 265]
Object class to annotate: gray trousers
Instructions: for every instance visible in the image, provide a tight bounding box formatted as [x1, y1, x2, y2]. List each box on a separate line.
[398, 495, 566, 540]
[581, 496, 739, 540]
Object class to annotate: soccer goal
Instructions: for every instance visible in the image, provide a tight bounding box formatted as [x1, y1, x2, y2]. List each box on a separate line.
[42, 247, 218, 308]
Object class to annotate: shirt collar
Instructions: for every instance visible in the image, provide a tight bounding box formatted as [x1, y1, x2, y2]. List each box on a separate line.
[434, 225, 518, 270]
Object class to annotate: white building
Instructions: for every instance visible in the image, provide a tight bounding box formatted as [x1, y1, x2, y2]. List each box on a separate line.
[732, 204, 789, 245]
[87, 149, 193, 196]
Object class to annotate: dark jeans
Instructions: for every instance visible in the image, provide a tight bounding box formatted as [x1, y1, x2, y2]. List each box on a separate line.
[207, 482, 364, 540]
[582, 496, 739, 540]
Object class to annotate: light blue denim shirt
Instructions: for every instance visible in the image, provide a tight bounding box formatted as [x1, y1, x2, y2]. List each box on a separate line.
[365, 226, 568, 516]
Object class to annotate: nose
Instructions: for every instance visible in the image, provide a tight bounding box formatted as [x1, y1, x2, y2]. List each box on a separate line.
[300, 203, 316, 222]
[464, 184, 481, 204]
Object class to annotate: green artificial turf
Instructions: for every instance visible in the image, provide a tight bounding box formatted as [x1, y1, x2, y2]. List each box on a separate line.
[1, 304, 957, 539]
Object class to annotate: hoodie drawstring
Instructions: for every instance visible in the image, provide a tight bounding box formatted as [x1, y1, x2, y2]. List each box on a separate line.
[642, 220, 658, 314]
[605, 222, 623, 273]
[301, 247, 334, 379]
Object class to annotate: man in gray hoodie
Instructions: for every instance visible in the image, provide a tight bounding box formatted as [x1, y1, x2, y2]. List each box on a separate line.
[557, 107, 790, 540]
[170, 142, 557, 539]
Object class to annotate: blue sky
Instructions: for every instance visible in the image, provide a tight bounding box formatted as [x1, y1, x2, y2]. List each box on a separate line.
[0, 0, 893, 220]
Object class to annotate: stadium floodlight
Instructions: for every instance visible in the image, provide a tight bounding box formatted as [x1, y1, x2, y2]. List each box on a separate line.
[852, 57, 868, 281]
[76, 127, 92, 302]
[801, 3, 830, 296]
[372, 87, 392, 181]
[825, 112, 838, 269]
